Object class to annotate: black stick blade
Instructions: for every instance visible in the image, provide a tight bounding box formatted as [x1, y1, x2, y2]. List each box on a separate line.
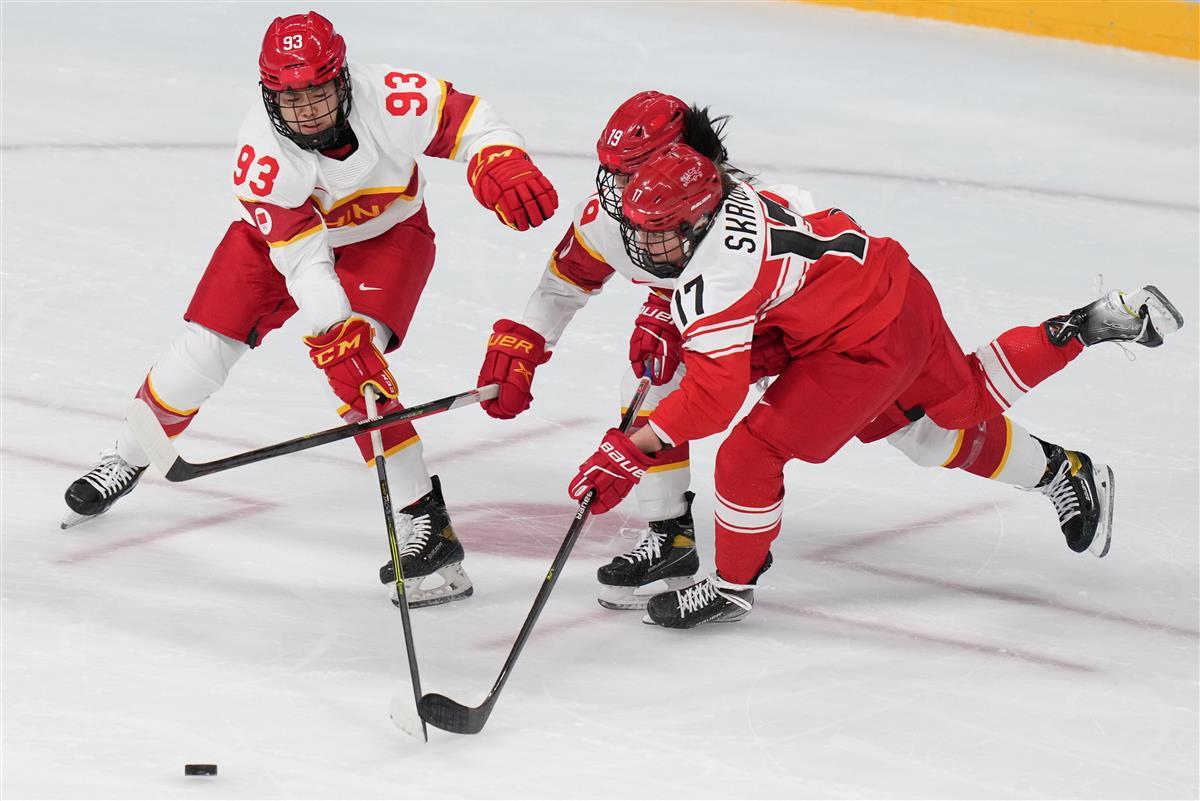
[419, 693, 489, 735]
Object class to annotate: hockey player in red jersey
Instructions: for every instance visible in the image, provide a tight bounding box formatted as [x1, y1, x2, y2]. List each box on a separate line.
[478, 90, 1184, 614]
[567, 144, 1183, 629]
[62, 11, 558, 608]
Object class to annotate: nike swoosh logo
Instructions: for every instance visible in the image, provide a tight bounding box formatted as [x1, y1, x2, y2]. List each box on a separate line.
[359, 283, 383, 292]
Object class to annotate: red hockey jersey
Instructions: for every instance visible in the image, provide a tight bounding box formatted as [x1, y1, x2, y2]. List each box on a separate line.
[648, 182, 912, 446]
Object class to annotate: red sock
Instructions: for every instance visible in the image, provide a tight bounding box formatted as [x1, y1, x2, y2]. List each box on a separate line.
[340, 400, 420, 463]
[713, 423, 785, 584]
[135, 375, 198, 437]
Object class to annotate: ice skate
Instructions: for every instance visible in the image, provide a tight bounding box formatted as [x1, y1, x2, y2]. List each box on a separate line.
[597, 491, 700, 610]
[1033, 442, 1114, 557]
[378, 475, 473, 608]
[1045, 285, 1184, 348]
[62, 448, 147, 529]
[644, 553, 772, 629]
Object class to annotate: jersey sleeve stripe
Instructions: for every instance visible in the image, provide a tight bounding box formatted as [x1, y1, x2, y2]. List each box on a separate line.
[424, 81, 479, 160]
[685, 314, 757, 338]
[433, 78, 450, 138]
[690, 342, 752, 359]
[573, 226, 608, 265]
[549, 256, 602, 294]
[447, 96, 481, 161]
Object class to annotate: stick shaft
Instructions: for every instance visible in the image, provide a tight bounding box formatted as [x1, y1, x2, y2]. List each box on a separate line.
[419, 374, 654, 734]
[366, 389, 427, 743]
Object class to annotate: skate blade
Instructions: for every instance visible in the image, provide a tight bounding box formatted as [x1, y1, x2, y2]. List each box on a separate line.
[1143, 285, 1184, 334]
[1087, 464, 1115, 558]
[598, 575, 696, 611]
[61, 508, 103, 530]
[391, 563, 474, 609]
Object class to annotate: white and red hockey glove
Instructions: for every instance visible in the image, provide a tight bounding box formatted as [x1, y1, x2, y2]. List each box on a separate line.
[468, 145, 558, 231]
[304, 317, 398, 416]
[749, 327, 792, 383]
[568, 428, 653, 515]
[629, 292, 683, 385]
[478, 319, 550, 419]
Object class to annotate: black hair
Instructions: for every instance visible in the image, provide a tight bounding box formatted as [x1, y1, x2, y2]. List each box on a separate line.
[682, 105, 754, 185]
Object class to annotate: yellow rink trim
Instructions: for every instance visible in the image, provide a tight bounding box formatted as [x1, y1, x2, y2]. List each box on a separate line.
[799, 0, 1199, 59]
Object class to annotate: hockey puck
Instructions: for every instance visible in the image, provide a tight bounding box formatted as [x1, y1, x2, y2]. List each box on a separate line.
[184, 764, 217, 776]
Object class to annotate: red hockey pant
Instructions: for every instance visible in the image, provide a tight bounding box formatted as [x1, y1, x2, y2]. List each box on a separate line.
[158, 209, 438, 461]
[714, 268, 1081, 583]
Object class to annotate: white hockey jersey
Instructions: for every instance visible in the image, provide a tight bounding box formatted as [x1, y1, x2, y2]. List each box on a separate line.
[230, 62, 526, 333]
[519, 185, 815, 349]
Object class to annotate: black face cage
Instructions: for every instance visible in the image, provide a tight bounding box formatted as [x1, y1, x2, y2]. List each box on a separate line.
[619, 220, 707, 280]
[595, 165, 627, 221]
[262, 67, 353, 151]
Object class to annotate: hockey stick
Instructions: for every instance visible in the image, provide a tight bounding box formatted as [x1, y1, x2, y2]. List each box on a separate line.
[363, 388, 427, 743]
[125, 384, 499, 482]
[418, 373, 654, 735]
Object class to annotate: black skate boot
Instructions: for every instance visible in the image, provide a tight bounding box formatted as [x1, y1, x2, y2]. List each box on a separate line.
[644, 552, 773, 629]
[1044, 285, 1184, 348]
[62, 448, 147, 529]
[1032, 440, 1114, 557]
[378, 475, 473, 608]
[597, 491, 700, 610]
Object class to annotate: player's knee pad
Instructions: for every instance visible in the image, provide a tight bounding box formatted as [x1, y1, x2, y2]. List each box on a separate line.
[140, 323, 249, 426]
[716, 421, 788, 499]
[886, 417, 960, 467]
[635, 439, 691, 521]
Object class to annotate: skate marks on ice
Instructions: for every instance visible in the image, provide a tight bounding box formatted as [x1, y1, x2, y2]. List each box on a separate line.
[3, 445, 277, 564]
[800, 498, 1199, 640]
[4, 140, 1196, 215]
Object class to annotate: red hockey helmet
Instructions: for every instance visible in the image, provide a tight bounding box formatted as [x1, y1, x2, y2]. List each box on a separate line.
[619, 143, 725, 278]
[259, 12, 346, 90]
[259, 12, 353, 150]
[595, 91, 687, 220]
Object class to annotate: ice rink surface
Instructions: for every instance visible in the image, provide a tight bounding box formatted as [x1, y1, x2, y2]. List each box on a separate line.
[2, 2, 1197, 798]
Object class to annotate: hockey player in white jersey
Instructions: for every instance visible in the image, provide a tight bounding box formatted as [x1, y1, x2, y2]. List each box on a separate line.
[62, 11, 558, 608]
[476, 92, 769, 610]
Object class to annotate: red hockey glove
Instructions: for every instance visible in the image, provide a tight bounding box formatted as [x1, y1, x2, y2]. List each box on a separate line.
[749, 328, 792, 383]
[629, 292, 683, 385]
[478, 319, 550, 419]
[468, 145, 558, 231]
[568, 428, 653, 515]
[304, 317, 398, 416]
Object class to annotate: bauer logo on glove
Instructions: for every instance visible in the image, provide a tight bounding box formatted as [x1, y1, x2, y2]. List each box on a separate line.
[568, 428, 653, 514]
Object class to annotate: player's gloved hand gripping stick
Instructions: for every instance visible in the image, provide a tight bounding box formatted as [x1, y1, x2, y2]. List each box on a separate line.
[417, 367, 654, 735]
